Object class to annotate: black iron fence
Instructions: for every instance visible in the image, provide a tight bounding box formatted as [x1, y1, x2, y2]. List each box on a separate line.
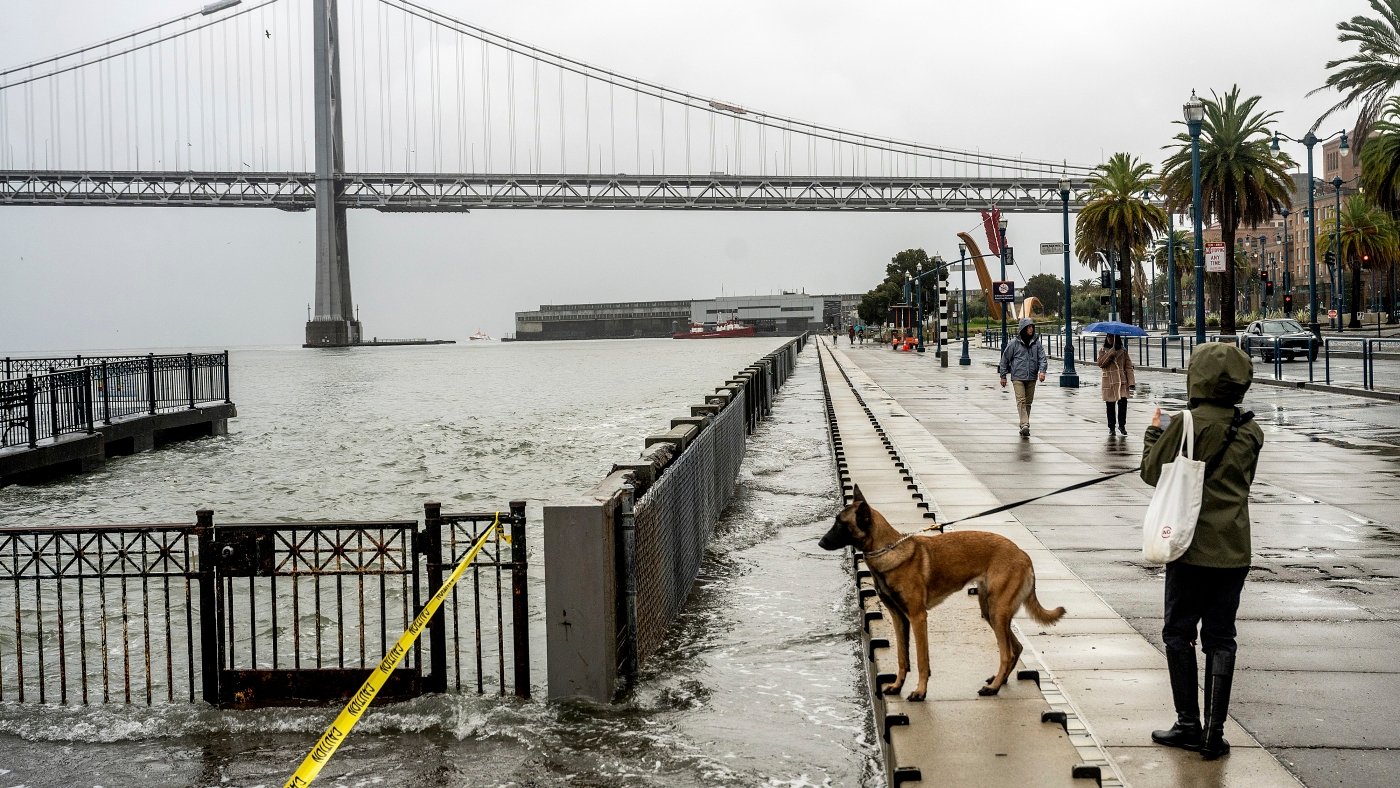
[0, 352, 229, 450]
[0, 503, 529, 707]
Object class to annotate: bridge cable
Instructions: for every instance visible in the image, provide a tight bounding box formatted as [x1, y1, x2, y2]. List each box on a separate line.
[377, 0, 1095, 176]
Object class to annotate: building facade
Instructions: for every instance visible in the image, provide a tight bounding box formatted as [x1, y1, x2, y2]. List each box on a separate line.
[513, 292, 863, 340]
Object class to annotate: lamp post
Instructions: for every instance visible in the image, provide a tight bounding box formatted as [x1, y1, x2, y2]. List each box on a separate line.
[998, 217, 1010, 346]
[1257, 235, 1267, 313]
[915, 261, 925, 352]
[958, 243, 972, 365]
[1058, 177, 1079, 387]
[1334, 175, 1347, 330]
[1185, 91, 1207, 345]
[1273, 128, 1348, 338]
[1279, 208, 1291, 315]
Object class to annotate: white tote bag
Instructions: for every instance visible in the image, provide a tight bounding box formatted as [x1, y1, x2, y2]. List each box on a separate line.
[1142, 409, 1204, 565]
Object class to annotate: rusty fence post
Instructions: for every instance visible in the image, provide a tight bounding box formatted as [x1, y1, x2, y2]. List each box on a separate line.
[186, 353, 196, 409]
[509, 499, 530, 699]
[146, 354, 157, 415]
[422, 502, 447, 694]
[25, 374, 37, 448]
[196, 509, 219, 705]
[100, 361, 112, 424]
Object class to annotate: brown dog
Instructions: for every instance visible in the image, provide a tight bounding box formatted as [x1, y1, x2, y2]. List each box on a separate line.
[819, 485, 1065, 700]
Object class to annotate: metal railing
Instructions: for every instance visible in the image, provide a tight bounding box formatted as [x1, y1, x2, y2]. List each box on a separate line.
[984, 330, 1397, 393]
[0, 352, 230, 450]
[0, 504, 529, 707]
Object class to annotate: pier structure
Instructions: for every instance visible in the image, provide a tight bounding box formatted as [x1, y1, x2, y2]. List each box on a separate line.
[0, 352, 235, 485]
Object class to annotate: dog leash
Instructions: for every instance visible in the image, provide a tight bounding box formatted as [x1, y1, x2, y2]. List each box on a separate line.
[935, 468, 1139, 528]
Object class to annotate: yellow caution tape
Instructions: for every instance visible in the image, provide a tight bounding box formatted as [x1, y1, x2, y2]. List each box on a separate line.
[284, 513, 502, 788]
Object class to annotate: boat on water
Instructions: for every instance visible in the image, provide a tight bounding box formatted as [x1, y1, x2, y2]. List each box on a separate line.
[468, 329, 492, 341]
[672, 320, 756, 339]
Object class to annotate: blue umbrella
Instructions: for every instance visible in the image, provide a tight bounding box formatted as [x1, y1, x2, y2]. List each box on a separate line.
[1082, 320, 1148, 337]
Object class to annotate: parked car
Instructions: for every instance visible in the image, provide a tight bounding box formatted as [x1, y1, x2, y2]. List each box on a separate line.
[1241, 318, 1319, 362]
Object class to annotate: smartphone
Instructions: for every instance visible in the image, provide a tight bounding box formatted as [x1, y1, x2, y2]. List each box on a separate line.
[1159, 410, 1174, 431]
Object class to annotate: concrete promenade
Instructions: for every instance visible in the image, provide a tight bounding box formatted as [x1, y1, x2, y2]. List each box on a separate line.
[823, 336, 1400, 786]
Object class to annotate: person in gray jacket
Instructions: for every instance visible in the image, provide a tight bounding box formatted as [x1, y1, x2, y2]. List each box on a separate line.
[998, 317, 1048, 437]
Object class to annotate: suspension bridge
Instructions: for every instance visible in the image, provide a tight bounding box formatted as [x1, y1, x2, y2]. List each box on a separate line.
[1, 0, 1100, 345]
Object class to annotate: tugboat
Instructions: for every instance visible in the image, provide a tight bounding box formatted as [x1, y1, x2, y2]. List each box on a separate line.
[468, 329, 492, 341]
[672, 319, 756, 339]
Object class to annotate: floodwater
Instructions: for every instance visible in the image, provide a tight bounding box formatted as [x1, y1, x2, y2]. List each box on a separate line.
[0, 339, 878, 787]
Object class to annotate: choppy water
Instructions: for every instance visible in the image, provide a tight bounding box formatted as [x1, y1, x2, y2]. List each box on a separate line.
[0, 339, 877, 787]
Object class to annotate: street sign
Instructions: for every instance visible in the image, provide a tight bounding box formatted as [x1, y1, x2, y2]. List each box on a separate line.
[1040, 242, 1065, 256]
[1205, 242, 1226, 273]
[992, 281, 1015, 303]
[1328, 309, 1338, 318]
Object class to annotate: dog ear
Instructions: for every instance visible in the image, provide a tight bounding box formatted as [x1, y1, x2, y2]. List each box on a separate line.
[852, 484, 866, 503]
[854, 499, 872, 535]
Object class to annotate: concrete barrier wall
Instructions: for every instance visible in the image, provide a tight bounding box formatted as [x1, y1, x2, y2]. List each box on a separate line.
[543, 334, 806, 701]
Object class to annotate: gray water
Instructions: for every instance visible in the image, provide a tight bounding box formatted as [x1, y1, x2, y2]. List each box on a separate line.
[0, 339, 878, 787]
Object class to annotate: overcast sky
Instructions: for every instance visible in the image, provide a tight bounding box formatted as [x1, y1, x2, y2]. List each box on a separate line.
[0, 0, 1356, 352]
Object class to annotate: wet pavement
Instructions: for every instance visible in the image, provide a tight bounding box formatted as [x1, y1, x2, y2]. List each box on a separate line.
[835, 340, 1400, 788]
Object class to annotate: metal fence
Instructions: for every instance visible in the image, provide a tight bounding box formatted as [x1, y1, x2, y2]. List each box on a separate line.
[0, 352, 230, 450]
[984, 330, 1398, 392]
[0, 504, 528, 707]
[629, 388, 747, 667]
[543, 333, 807, 702]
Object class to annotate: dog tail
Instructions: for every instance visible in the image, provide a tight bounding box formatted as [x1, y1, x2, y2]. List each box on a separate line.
[1021, 574, 1066, 625]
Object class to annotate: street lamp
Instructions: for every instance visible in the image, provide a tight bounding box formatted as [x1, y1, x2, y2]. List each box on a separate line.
[1272, 127, 1348, 338]
[998, 217, 1010, 346]
[1334, 175, 1347, 330]
[915, 261, 925, 352]
[958, 243, 972, 365]
[1058, 177, 1079, 387]
[1185, 90, 1207, 345]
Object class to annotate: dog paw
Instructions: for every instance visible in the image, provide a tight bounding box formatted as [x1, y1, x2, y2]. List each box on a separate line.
[906, 690, 926, 702]
[880, 683, 903, 695]
[977, 685, 1000, 696]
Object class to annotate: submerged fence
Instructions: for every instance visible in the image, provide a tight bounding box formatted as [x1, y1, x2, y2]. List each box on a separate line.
[544, 335, 806, 702]
[0, 504, 529, 707]
[1, 353, 230, 450]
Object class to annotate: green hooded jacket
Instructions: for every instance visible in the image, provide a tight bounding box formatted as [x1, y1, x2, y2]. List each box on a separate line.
[1140, 343, 1264, 568]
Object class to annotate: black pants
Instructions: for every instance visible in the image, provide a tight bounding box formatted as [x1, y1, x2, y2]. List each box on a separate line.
[1162, 562, 1249, 655]
[1105, 398, 1127, 427]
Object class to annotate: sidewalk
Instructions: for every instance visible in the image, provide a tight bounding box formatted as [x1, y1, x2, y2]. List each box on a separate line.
[830, 339, 1400, 787]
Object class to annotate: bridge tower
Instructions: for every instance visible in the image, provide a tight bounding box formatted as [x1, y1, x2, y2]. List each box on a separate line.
[304, 0, 361, 347]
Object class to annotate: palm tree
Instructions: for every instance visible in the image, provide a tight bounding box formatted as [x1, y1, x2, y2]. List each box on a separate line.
[1074, 152, 1168, 325]
[1317, 194, 1400, 327]
[1312, 0, 1400, 155]
[1152, 228, 1194, 325]
[1360, 96, 1400, 321]
[1160, 86, 1294, 334]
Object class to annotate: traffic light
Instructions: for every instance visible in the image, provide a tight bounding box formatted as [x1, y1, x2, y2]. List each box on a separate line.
[1099, 294, 1111, 305]
[1100, 269, 1112, 288]
[1324, 250, 1335, 266]
[1283, 293, 1294, 310]
[1266, 280, 1274, 296]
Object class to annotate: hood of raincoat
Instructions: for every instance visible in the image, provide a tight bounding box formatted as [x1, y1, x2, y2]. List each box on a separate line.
[1187, 343, 1253, 405]
[1017, 317, 1035, 341]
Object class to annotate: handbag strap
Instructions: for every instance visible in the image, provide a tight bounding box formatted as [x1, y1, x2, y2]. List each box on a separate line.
[1176, 409, 1194, 459]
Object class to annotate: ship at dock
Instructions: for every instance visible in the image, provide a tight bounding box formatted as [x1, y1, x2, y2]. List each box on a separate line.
[672, 319, 757, 339]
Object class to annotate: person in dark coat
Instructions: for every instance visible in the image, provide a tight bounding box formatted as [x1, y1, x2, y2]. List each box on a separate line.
[997, 317, 1048, 437]
[1140, 343, 1264, 760]
[1097, 335, 1137, 436]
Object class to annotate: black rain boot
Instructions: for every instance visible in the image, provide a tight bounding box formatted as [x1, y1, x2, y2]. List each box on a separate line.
[1201, 650, 1235, 760]
[1118, 399, 1129, 436]
[1151, 648, 1202, 751]
[1106, 401, 1118, 436]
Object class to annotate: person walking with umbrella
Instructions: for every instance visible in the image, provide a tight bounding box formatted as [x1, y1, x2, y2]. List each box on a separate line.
[998, 317, 1047, 437]
[1084, 321, 1147, 437]
[1098, 334, 1136, 436]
